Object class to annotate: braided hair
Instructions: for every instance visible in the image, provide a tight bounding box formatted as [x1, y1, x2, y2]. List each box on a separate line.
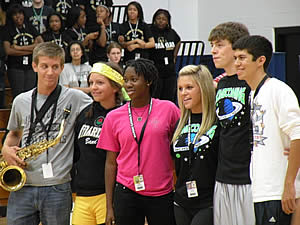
[124, 58, 158, 96]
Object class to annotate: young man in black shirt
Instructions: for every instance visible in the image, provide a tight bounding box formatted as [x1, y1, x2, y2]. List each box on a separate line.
[208, 22, 253, 225]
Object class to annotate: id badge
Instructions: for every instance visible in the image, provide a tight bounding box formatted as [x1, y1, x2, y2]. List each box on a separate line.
[164, 57, 169, 65]
[23, 56, 29, 65]
[186, 180, 198, 198]
[133, 174, 145, 191]
[135, 53, 140, 60]
[42, 163, 54, 178]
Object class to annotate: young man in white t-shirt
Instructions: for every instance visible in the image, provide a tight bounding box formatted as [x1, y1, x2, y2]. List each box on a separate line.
[233, 35, 300, 225]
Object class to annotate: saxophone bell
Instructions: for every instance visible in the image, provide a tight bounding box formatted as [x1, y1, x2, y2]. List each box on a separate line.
[0, 165, 26, 192]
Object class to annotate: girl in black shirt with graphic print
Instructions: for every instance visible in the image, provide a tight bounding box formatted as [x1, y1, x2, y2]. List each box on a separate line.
[42, 12, 72, 51]
[89, 5, 120, 65]
[150, 9, 181, 103]
[118, 1, 154, 63]
[3, 4, 43, 98]
[172, 65, 219, 225]
[65, 6, 98, 50]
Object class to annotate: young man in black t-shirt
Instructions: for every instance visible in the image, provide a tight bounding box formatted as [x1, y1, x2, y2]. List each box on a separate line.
[208, 22, 253, 225]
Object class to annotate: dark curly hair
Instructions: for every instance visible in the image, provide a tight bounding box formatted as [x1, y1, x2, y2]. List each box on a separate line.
[45, 12, 64, 33]
[124, 58, 158, 96]
[6, 4, 27, 26]
[65, 40, 88, 64]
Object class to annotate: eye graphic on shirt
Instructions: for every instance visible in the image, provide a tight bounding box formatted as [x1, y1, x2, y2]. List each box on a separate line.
[94, 116, 105, 127]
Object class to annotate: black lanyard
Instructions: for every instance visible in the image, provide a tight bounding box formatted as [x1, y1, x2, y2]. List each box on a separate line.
[128, 98, 153, 175]
[253, 74, 269, 99]
[27, 85, 62, 162]
[249, 74, 269, 111]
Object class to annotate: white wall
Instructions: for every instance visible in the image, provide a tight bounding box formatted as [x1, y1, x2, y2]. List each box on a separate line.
[114, 0, 300, 53]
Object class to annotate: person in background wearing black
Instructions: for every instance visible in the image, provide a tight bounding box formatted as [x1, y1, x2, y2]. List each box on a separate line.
[52, 0, 79, 22]
[78, 0, 113, 33]
[24, 0, 54, 34]
[3, 4, 43, 98]
[72, 61, 124, 225]
[41, 12, 72, 51]
[118, 1, 154, 63]
[89, 4, 120, 65]
[65, 6, 98, 58]
[150, 9, 181, 103]
[3, 0, 52, 9]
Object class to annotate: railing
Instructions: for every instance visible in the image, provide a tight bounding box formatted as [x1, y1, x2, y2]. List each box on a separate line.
[111, 5, 127, 24]
[176, 40, 205, 72]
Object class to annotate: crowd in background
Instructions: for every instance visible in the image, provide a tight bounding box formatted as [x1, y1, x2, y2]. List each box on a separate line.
[0, 0, 181, 107]
[0, 1, 300, 225]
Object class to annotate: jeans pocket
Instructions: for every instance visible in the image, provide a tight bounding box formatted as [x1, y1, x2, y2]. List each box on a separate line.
[51, 182, 71, 193]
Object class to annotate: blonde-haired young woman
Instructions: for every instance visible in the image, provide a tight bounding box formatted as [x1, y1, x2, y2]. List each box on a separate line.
[172, 65, 219, 225]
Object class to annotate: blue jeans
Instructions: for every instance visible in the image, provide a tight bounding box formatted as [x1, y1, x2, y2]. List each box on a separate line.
[7, 182, 72, 225]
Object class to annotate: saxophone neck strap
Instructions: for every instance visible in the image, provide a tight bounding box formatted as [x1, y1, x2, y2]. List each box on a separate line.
[26, 85, 62, 146]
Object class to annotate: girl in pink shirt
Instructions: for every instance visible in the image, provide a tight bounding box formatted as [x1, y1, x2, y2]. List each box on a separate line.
[97, 58, 180, 225]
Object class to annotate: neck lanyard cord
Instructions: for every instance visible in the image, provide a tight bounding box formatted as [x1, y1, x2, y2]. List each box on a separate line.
[128, 98, 152, 174]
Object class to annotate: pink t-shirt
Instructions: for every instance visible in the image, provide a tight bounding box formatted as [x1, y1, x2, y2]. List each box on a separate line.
[97, 98, 180, 196]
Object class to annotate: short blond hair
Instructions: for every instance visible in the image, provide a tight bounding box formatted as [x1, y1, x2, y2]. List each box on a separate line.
[33, 42, 65, 66]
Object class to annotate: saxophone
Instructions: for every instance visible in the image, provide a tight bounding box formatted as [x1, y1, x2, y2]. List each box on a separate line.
[0, 107, 71, 192]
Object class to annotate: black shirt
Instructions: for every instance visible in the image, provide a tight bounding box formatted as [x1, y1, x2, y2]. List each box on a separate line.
[120, 20, 153, 62]
[65, 26, 88, 42]
[149, 26, 180, 78]
[89, 22, 120, 65]
[215, 75, 252, 184]
[172, 114, 219, 209]
[4, 0, 53, 9]
[52, 0, 79, 21]
[3, 22, 39, 70]
[73, 102, 118, 196]
[42, 31, 72, 51]
[78, 0, 113, 33]
[24, 6, 55, 34]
